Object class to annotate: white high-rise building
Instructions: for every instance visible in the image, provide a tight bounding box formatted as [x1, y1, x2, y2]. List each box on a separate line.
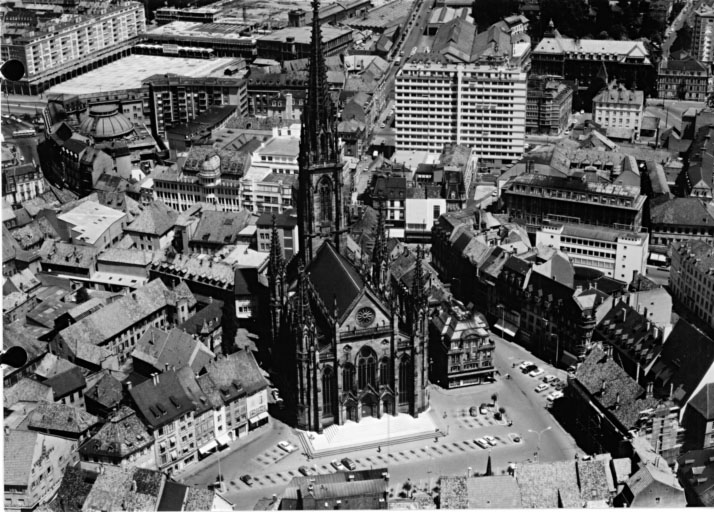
[395, 59, 527, 166]
[693, 5, 714, 64]
[394, 17, 528, 167]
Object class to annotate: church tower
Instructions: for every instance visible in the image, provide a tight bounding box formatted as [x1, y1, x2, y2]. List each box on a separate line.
[268, 215, 286, 347]
[297, 0, 344, 263]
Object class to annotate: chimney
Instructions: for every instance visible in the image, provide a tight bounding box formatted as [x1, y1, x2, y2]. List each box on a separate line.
[632, 269, 639, 282]
[615, 392, 620, 408]
[131, 480, 137, 492]
[646, 381, 654, 399]
[126, 380, 132, 391]
[622, 308, 627, 322]
[601, 380, 607, 394]
[670, 382, 674, 400]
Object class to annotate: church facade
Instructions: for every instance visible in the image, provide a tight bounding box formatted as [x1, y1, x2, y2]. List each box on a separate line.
[268, 0, 430, 433]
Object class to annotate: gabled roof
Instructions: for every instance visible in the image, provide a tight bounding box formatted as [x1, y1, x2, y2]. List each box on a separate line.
[125, 200, 178, 236]
[132, 327, 214, 374]
[84, 370, 123, 409]
[516, 460, 582, 508]
[129, 370, 196, 429]
[82, 465, 165, 512]
[21, 402, 99, 434]
[190, 209, 252, 246]
[4, 430, 75, 487]
[307, 241, 365, 320]
[4, 377, 54, 408]
[79, 407, 152, 459]
[204, 350, 269, 398]
[43, 366, 86, 399]
[466, 476, 522, 508]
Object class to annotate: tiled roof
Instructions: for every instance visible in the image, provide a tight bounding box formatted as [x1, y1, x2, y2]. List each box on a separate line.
[190, 209, 252, 246]
[282, 469, 388, 501]
[307, 241, 364, 320]
[440, 476, 468, 508]
[129, 369, 195, 429]
[4, 377, 54, 408]
[58, 279, 178, 347]
[83, 465, 165, 512]
[45, 366, 86, 399]
[578, 459, 612, 503]
[650, 198, 714, 226]
[235, 267, 262, 296]
[175, 366, 219, 414]
[466, 476, 522, 508]
[153, 254, 235, 289]
[157, 481, 188, 511]
[132, 327, 214, 374]
[205, 350, 269, 399]
[689, 383, 714, 421]
[22, 402, 99, 434]
[178, 299, 224, 336]
[625, 462, 683, 499]
[125, 200, 178, 236]
[98, 247, 162, 266]
[49, 465, 94, 512]
[677, 448, 714, 506]
[2, 320, 48, 362]
[85, 370, 123, 409]
[79, 407, 152, 459]
[183, 486, 215, 511]
[517, 460, 582, 508]
[40, 241, 99, 269]
[4, 430, 40, 486]
[33, 353, 79, 380]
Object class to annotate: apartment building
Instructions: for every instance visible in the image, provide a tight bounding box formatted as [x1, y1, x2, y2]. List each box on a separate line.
[396, 59, 527, 166]
[657, 50, 710, 102]
[52, 279, 196, 364]
[670, 240, 714, 331]
[143, 74, 248, 139]
[129, 371, 198, 473]
[536, 222, 648, 282]
[255, 209, 299, 258]
[692, 5, 714, 64]
[1, 2, 145, 94]
[526, 75, 573, 135]
[502, 173, 646, 231]
[592, 82, 644, 141]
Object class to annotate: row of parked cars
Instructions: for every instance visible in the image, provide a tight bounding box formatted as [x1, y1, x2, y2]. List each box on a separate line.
[519, 361, 566, 402]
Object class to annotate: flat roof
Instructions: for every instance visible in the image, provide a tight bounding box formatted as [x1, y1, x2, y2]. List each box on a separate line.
[146, 21, 255, 41]
[257, 25, 352, 44]
[259, 136, 299, 157]
[57, 201, 126, 245]
[45, 55, 239, 95]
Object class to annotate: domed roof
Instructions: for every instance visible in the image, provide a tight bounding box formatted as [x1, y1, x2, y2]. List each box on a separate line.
[78, 104, 134, 141]
[199, 154, 221, 178]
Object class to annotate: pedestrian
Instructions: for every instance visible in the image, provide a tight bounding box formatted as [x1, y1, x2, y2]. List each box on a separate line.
[377, 446, 381, 453]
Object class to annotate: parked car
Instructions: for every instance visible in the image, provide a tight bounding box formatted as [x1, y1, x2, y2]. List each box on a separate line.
[278, 441, 298, 453]
[519, 361, 534, 370]
[543, 375, 557, 383]
[483, 435, 497, 446]
[547, 391, 564, 401]
[469, 406, 479, 417]
[240, 474, 254, 486]
[331, 460, 346, 471]
[522, 364, 538, 374]
[535, 383, 549, 393]
[342, 457, 357, 470]
[479, 403, 490, 414]
[554, 381, 567, 391]
[299, 466, 315, 476]
[529, 368, 545, 378]
[475, 438, 489, 449]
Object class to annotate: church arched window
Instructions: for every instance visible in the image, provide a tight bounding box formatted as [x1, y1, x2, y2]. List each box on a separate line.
[343, 363, 355, 392]
[379, 357, 391, 386]
[318, 178, 332, 222]
[322, 366, 334, 411]
[398, 355, 413, 405]
[357, 347, 377, 389]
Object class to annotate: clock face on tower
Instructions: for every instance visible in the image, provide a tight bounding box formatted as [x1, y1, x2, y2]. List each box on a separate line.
[356, 307, 376, 327]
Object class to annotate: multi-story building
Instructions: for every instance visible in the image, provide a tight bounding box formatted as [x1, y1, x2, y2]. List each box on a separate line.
[129, 371, 197, 473]
[2, 162, 46, 206]
[154, 5, 220, 25]
[670, 240, 714, 331]
[55, 200, 127, 251]
[1, 2, 145, 94]
[396, 58, 527, 166]
[395, 17, 528, 166]
[255, 209, 299, 257]
[4, 430, 79, 511]
[592, 82, 644, 141]
[141, 22, 257, 59]
[535, 222, 648, 282]
[531, 33, 654, 97]
[143, 74, 248, 139]
[429, 302, 495, 388]
[502, 174, 646, 231]
[649, 198, 714, 254]
[526, 75, 573, 135]
[682, 125, 714, 201]
[692, 5, 714, 64]
[52, 279, 196, 364]
[657, 50, 710, 102]
[255, 25, 353, 61]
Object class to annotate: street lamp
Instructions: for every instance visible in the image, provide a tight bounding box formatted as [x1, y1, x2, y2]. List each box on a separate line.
[528, 427, 552, 463]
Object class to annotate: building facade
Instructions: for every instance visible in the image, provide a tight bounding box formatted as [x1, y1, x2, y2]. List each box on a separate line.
[1, 2, 145, 94]
[592, 82, 644, 141]
[692, 5, 714, 64]
[657, 51, 710, 102]
[526, 75, 573, 135]
[395, 59, 527, 166]
[670, 240, 714, 332]
[535, 222, 648, 282]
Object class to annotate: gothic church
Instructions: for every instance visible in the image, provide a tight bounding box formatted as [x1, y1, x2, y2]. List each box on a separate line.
[268, 0, 430, 433]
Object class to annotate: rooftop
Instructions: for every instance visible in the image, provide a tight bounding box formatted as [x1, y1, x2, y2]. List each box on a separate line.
[534, 35, 650, 64]
[516, 460, 582, 508]
[57, 201, 126, 246]
[79, 407, 153, 459]
[125, 201, 178, 236]
[45, 55, 239, 95]
[21, 402, 99, 434]
[132, 326, 214, 374]
[191, 209, 253, 246]
[257, 24, 352, 44]
[650, 197, 714, 227]
[129, 370, 195, 429]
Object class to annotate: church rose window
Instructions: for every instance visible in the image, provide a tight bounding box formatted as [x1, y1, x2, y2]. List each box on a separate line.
[356, 307, 375, 327]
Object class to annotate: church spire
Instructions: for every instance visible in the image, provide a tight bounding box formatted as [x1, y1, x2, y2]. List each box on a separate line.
[268, 215, 286, 345]
[411, 245, 427, 312]
[371, 207, 387, 286]
[268, 215, 285, 280]
[296, 258, 314, 327]
[299, 0, 339, 168]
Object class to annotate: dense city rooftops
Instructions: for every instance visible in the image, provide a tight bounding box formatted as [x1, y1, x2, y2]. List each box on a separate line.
[534, 35, 650, 64]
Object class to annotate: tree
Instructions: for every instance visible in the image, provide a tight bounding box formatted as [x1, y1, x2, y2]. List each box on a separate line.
[491, 393, 498, 406]
[485, 454, 493, 476]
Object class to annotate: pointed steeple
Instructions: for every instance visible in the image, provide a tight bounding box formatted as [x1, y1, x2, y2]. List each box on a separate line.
[411, 245, 427, 311]
[296, 258, 314, 326]
[268, 215, 285, 280]
[371, 207, 387, 285]
[299, 0, 339, 168]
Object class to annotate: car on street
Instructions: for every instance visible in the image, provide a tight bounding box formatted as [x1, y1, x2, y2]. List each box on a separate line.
[535, 383, 549, 393]
[240, 474, 254, 486]
[331, 460, 346, 471]
[474, 438, 489, 449]
[543, 375, 557, 383]
[483, 435, 497, 446]
[341, 457, 357, 470]
[479, 403, 490, 414]
[522, 364, 538, 374]
[518, 361, 534, 370]
[554, 381, 567, 391]
[508, 433, 521, 443]
[547, 391, 564, 401]
[278, 441, 298, 453]
[299, 466, 315, 476]
[469, 406, 479, 417]
[529, 368, 545, 378]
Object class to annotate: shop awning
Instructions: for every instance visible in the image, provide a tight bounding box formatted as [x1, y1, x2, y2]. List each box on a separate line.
[494, 321, 518, 337]
[249, 411, 269, 424]
[216, 433, 231, 447]
[198, 440, 218, 455]
[159, 441, 167, 449]
[170, 450, 178, 460]
[649, 253, 667, 262]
